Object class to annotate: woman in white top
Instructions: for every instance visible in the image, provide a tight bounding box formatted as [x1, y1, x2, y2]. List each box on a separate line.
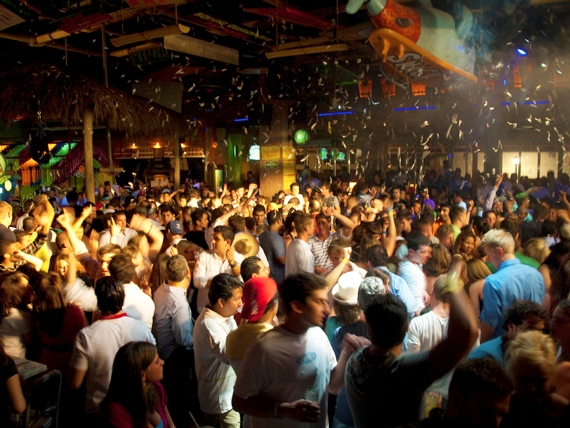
[0, 272, 33, 358]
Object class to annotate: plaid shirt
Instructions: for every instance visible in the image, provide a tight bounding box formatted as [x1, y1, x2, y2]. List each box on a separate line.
[21, 232, 47, 255]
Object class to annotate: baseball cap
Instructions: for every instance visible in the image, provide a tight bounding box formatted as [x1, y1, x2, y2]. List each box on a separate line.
[241, 277, 278, 323]
[358, 276, 387, 311]
[167, 220, 183, 235]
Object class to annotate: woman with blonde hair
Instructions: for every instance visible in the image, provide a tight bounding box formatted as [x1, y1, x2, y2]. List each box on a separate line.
[465, 258, 492, 317]
[503, 330, 569, 427]
[523, 237, 551, 265]
[51, 252, 98, 315]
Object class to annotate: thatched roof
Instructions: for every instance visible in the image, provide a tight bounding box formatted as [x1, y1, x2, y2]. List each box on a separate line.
[0, 62, 187, 136]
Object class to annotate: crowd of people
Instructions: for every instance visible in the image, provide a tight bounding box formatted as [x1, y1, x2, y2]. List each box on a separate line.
[1, 162, 570, 428]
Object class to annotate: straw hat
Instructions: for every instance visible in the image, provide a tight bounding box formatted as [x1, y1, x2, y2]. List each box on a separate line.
[332, 271, 363, 306]
[231, 232, 259, 258]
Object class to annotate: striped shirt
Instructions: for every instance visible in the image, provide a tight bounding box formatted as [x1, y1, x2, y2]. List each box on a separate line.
[309, 232, 336, 272]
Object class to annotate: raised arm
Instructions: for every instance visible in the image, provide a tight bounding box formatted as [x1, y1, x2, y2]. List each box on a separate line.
[128, 214, 164, 262]
[325, 247, 352, 292]
[381, 202, 397, 257]
[72, 205, 92, 233]
[425, 256, 479, 379]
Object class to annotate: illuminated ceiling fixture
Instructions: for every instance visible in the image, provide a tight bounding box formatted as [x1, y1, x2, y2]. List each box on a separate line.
[153, 141, 161, 149]
[131, 142, 138, 149]
[516, 48, 528, 57]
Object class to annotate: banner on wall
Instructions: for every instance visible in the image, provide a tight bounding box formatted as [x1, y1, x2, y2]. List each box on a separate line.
[261, 146, 281, 162]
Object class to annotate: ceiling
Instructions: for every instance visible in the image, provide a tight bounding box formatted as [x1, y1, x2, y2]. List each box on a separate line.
[0, 0, 570, 124]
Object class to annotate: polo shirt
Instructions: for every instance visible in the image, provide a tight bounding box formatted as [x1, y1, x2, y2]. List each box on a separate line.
[480, 258, 545, 339]
[468, 336, 505, 369]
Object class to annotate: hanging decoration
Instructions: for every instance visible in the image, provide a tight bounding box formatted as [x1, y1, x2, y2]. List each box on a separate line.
[412, 83, 426, 96]
[381, 78, 396, 98]
[52, 142, 109, 185]
[358, 79, 373, 98]
[30, 110, 52, 164]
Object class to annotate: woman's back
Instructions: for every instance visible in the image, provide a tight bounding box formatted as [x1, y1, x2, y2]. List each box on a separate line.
[36, 304, 86, 373]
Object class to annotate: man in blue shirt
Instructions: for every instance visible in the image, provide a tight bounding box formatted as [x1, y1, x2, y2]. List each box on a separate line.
[469, 300, 547, 368]
[153, 254, 194, 427]
[479, 229, 545, 342]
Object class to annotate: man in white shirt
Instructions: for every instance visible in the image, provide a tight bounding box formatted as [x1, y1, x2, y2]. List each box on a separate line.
[285, 212, 315, 277]
[98, 211, 138, 249]
[283, 183, 305, 211]
[194, 225, 244, 314]
[193, 273, 243, 428]
[69, 276, 155, 424]
[109, 253, 155, 328]
[233, 273, 368, 428]
[398, 232, 432, 316]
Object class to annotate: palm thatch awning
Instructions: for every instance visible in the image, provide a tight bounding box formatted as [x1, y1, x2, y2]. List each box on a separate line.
[0, 62, 187, 137]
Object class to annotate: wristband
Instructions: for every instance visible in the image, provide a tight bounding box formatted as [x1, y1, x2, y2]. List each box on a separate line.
[438, 271, 464, 295]
[341, 257, 349, 264]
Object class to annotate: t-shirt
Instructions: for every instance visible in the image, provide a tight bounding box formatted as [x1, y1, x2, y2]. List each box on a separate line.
[285, 238, 314, 278]
[226, 322, 273, 374]
[0, 224, 16, 242]
[64, 278, 98, 312]
[331, 322, 369, 426]
[0, 308, 32, 358]
[345, 348, 435, 428]
[468, 336, 506, 369]
[234, 326, 337, 428]
[406, 311, 452, 399]
[104, 381, 168, 428]
[37, 305, 86, 374]
[258, 230, 286, 285]
[0, 355, 18, 426]
[70, 315, 156, 413]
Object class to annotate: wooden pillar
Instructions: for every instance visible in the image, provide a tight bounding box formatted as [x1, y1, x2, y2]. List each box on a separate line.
[84, 107, 95, 203]
[471, 148, 478, 200]
[173, 133, 180, 189]
[259, 100, 295, 198]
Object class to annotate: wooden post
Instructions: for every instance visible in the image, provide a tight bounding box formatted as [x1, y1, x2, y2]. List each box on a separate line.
[174, 133, 180, 189]
[101, 25, 115, 185]
[471, 148, 478, 200]
[84, 107, 95, 203]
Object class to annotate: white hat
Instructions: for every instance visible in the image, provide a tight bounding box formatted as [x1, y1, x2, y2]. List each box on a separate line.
[332, 271, 362, 306]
